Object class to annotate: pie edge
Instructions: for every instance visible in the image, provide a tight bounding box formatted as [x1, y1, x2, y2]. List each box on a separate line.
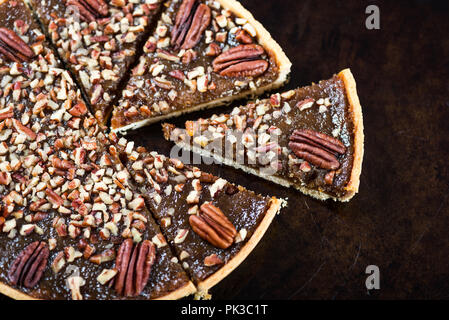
[111, 0, 292, 133]
[0, 278, 197, 300]
[196, 196, 284, 292]
[163, 68, 364, 201]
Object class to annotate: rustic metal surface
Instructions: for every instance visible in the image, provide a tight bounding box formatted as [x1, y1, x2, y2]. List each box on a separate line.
[2, 0, 449, 300]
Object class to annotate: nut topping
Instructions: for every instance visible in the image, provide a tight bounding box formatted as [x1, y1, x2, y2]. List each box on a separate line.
[204, 253, 223, 267]
[0, 28, 34, 63]
[189, 203, 237, 249]
[171, 0, 211, 50]
[288, 129, 346, 170]
[66, 0, 108, 22]
[8, 241, 49, 288]
[212, 44, 268, 77]
[115, 239, 156, 297]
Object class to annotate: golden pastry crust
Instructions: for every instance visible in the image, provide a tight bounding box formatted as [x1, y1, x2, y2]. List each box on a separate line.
[196, 197, 284, 292]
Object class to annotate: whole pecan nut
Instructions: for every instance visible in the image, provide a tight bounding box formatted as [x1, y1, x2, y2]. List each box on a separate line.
[212, 44, 268, 77]
[115, 239, 156, 297]
[8, 241, 49, 288]
[66, 0, 108, 22]
[288, 129, 346, 170]
[0, 28, 34, 63]
[171, 0, 211, 50]
[189, 203, 237, 249]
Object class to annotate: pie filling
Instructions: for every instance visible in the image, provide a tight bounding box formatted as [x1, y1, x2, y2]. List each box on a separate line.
[30, 0, 163, 124]
[113, 137, 276, 284]
[163, 73, 357, 199]
[111, 0, 283, 130]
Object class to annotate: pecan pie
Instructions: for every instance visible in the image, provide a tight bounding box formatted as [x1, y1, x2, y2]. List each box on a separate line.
[163, 69, 364, 201]
[110, 0, 291, 132]
[0, 0, 196, 299]
[29, 0, 163, 124]
[112, 137, 284, 292]
[0, 0, 287, 299]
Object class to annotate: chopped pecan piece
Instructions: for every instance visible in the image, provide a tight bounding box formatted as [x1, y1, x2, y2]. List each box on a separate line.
[114, 239, 156, 297]
[189, 203, 237, 249]
[8, 241, 49, 288]
[288, 129, 346, 170]
[0, 28, 34, 62]
[171, 0, 211, 50]
[212, 44, 268, 77]
[68, 102, 88, 116]
[296, 98, 315, 111]
[46, 188, 64, 207]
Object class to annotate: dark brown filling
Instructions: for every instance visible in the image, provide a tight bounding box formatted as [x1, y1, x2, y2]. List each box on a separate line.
[111, 0, 280, 128]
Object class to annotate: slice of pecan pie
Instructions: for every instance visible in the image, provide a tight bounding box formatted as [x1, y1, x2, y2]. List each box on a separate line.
[163, 69, 364, 201]
[29, 0, 163, 124]
[112, 136, 285, 293]
[0, 0, 195, 299]
[110, 0, 291, 132]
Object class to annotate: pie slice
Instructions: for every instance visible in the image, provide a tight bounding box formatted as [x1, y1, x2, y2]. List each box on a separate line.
[0, 0, 195, 299]
[112, 136, 285, 293]
[110, 0, 291, 132]
[163, 69, 364, 201]
[29, 0, 163, 124]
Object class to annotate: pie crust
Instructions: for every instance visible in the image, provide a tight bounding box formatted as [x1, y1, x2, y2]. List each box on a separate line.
[163, 69, 364, 201]
[0, 0, 363, 301]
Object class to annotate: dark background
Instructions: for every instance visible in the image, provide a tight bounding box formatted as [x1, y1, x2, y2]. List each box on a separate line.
[134, 0, 447, 299]
[3, 0, 449, 300]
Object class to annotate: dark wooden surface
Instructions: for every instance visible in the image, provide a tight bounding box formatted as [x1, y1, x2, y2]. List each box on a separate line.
[133, 0, 447, 299]
[3, 0, 449, 300]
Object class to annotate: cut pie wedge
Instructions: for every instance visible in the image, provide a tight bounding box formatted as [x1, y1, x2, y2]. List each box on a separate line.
[163, 69, 364, 201]
[0, 0, 195, 300]
[112, 136, 285, 293]
[110, 0, 291, 132]
[29, 0, 164, 124]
